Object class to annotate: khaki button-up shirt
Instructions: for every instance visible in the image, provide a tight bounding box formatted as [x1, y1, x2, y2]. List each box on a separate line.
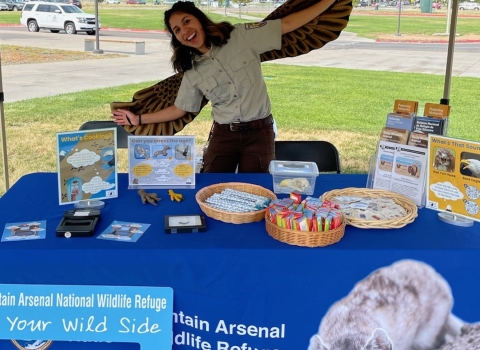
[175, 20, 282, 124]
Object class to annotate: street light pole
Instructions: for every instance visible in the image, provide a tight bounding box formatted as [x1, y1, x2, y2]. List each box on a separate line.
[92, 0, 103, 54]
[395, 1, 402, 36]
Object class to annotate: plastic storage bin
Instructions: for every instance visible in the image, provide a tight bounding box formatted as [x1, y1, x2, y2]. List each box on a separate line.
[269, 160, 319, 195]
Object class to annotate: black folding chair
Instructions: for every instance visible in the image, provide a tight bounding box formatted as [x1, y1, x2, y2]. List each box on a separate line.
[79, 121, 131, 149]
[274, 140, 341, 173]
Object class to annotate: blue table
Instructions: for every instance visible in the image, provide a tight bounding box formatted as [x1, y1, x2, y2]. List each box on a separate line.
[0, 173, 479, 350]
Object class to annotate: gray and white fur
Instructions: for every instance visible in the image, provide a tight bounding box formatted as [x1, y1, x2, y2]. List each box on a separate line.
[308, 260, 464, 350]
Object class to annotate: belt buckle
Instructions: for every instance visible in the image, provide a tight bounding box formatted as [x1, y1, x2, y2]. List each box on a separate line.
[229, 122, 240, 131]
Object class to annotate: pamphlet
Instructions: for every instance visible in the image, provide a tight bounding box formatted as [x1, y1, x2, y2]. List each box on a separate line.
[413, 116, 444, 136]
[379, 127, 409, 144]
[426, 135, 480, 222]
[390, 145, 428, 206]
[423, 103, 450, 119]
[393, 99, 418, 116]
[97, 221, 150, 243]
[372, 141, 396, 191]
[408, 131, 429, 149]
[423, 102, 450, 136]
[56, 128, 118, 205]
[128, 136, 196, 189]
[386, 113, 415, 131]
[2, 220, 47, 242]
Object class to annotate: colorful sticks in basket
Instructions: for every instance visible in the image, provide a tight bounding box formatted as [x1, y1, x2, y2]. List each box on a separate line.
[266, 195, 342, 232]
[205, 188, 272, 213]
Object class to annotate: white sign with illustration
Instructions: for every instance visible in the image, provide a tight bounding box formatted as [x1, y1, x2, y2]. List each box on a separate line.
[56, 128, 118, 205]
[372, 140, 396, 191]
[128, 136, 195, 189]
[427, 134, 480, 222]
[390, 145, 427, 207]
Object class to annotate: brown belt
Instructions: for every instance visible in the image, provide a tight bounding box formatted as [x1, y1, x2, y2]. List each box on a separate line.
[215, 114, 273, 132]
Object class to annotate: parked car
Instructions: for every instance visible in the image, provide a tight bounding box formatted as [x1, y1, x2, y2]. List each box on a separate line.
[0, 2, 8, 9]
[459, 1, 479, 10]
[20, 1, 100, 35]
[105, 0, 120, 3]
[0, 0, 24, 11]
[356, 1, 368, 6]
[432, 2, 441, 9]
[388, 0, 397, 5]
[126, 0, 146, 4]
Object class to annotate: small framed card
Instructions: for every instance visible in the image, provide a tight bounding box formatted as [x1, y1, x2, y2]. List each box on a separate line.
[2, 220, 47, 242]
[97, 221, 150, 242]
[165, 215, 206, 234]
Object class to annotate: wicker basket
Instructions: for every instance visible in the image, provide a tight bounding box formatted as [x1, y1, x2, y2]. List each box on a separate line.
[321, 187, 418, 229]
[195, 182, 277, 224]
[265, 218, 346, 247]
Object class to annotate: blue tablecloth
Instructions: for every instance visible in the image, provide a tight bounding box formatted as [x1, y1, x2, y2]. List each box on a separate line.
[0, 173, 479, 350]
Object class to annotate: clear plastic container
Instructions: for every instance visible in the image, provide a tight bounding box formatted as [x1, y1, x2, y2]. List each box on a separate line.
[269, 160, 319, 195]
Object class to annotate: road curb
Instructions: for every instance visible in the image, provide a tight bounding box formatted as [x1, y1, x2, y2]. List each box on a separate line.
[2, 24, 479, 43]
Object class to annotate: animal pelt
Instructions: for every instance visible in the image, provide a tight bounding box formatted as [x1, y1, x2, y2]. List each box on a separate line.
[110, 0, 353, 136]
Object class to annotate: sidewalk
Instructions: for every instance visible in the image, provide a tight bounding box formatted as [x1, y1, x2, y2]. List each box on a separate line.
[1, 26, 480, 103]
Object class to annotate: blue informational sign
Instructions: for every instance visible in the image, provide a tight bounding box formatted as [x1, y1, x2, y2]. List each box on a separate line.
[0, 284, 173, 350]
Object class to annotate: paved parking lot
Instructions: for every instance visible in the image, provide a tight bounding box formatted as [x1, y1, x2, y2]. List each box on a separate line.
[1, 24, 480, 103]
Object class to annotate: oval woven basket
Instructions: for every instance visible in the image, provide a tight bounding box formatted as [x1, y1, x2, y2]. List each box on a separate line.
[195, 182, 277, 224]
[321, 187, 418, 229]
[265, 218, 346, 248]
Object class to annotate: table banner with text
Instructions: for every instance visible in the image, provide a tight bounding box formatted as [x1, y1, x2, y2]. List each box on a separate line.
[0, 284, 173, 350]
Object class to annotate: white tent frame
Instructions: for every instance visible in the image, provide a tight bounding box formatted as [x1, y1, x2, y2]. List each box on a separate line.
[0, 2, 463, 193]
[0, 53, 9, 192]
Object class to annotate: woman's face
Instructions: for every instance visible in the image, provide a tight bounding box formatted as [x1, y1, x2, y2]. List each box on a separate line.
[169, 12, 208, 54]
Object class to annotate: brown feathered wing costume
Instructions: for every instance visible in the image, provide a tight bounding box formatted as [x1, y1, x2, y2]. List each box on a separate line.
[110, 0, 353, 136]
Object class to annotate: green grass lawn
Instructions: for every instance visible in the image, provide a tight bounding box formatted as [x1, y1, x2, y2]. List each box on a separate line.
[2, 64, 479, 195]
[1, 8, 479, 195]
[2, 8, 479, 35]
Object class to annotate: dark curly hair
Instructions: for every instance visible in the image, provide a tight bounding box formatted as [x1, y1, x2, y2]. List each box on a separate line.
[164, 1, 235, 73]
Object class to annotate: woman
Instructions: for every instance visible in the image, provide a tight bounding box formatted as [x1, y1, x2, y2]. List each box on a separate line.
[112, 0, 336, 173]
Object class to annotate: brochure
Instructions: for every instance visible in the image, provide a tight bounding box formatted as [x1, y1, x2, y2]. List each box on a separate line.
[56, 128, 118, 205]
[390, 145, 428, 206]
[127, 136, 196, 189]
[97, 221, 150, 243]
[393, 99, 418, 116]
[427, 135, 480, 222]
[2, 220, 47, 242]
[379, 127, 409, 144]
[372, 141, 396, 191]
[386, 113, 415, 131]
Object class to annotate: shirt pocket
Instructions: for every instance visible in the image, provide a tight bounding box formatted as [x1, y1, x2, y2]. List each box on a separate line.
[198, 76, 229, 105]
[229, 49, 256, 88]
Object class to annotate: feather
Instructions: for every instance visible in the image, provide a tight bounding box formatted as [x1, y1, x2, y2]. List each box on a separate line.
[110, 0, 353, 136]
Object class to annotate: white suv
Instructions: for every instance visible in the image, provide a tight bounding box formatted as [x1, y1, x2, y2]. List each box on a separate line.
[459, 1, 479, 10]
[20, 1, 100, 34]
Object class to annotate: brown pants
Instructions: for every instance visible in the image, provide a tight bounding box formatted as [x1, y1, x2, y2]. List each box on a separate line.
[202, 119, 275, 173]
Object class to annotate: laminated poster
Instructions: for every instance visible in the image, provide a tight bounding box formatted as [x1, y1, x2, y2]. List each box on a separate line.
[427, 135, 480, 222]
[56, 128, 118, 205]
[128, 136, 195, 189]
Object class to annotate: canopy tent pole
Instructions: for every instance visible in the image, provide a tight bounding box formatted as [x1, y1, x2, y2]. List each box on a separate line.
[441, 0, 459, 105]
[0, 53, 10, 192]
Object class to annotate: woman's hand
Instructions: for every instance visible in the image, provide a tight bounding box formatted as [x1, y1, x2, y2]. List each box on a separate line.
[111, 109, 138, 126]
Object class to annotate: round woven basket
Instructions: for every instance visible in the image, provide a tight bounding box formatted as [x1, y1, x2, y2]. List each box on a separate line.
[265, 218, 346, 248]
[321, 187, 418, 229]
[195, 182, 277, 224]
